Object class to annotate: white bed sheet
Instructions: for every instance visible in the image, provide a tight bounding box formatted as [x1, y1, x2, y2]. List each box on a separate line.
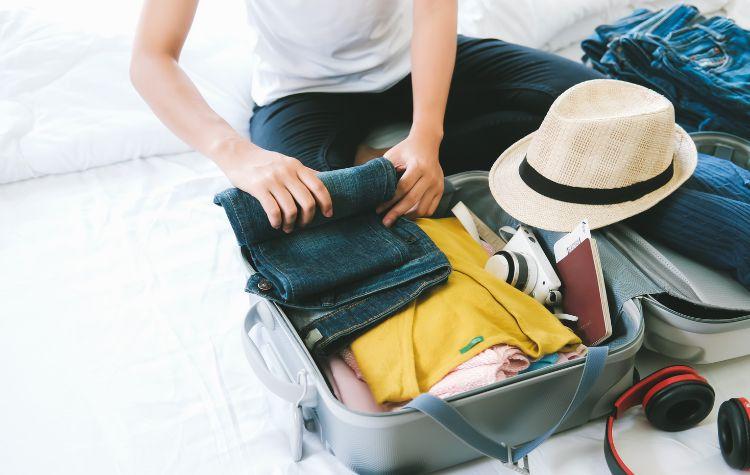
[3, 0, 750, 473]
[2, 151, 750, 475]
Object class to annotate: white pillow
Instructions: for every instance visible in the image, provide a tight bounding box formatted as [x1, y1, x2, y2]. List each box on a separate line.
[458, 0, 632, 51]
[457, 0, 733, 54]
[0, 8, 254, 184]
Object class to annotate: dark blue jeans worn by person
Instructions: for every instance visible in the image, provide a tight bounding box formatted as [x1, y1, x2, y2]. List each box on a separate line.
[628, 153, 750, 288]
[214, 158, 451, 354]
[250, 35, 604, 174]
[582, 5, 750, 139]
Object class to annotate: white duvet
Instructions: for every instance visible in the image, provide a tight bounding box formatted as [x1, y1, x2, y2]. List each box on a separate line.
[2, 0, 750, 474]
[0, 3, 254, 184]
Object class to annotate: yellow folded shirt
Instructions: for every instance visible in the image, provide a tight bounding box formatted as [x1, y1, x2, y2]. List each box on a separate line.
[350, 217, 581, 404]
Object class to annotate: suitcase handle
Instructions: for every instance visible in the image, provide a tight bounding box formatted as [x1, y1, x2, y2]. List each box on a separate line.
[242, 307, 316, 407]
[406, 346, 608, 471]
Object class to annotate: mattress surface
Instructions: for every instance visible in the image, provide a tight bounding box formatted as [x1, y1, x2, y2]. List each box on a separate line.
[2, 152, 749, 475]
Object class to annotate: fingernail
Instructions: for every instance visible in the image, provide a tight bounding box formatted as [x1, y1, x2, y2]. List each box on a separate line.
[324, 209, 332, 217]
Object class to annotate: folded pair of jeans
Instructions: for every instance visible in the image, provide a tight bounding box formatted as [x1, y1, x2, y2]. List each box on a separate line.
[582, 5, 750, 139]
[213, 157, 451, 354]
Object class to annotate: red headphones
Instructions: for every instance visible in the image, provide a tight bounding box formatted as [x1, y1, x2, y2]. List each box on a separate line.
[605, 365, 750, 473]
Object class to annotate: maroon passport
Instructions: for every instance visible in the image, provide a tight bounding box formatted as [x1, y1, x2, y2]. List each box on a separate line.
[557, 238, 611, 346]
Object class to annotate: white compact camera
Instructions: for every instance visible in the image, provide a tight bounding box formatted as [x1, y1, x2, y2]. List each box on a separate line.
[485, 225, 562, 306]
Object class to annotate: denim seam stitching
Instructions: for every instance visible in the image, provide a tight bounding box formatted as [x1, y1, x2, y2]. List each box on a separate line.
[311, 248, 449, 311]
[355, 215, 412, 266]
[253, 242, 296, 300]
[255, 218, 414, 305]
[296, 257, 449, 332]
[311, 267, 451, 352]
[227, 192, 249, 247]
[377, 158, 398, 201]
[663, 37, 731, 72]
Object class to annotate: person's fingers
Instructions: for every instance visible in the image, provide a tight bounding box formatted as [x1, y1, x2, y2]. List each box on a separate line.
[383, 148, 406, 171]
[270, 186, 298, 233]
[404, 190, 437, 220]
[257, 191, 283, 229]
[376, 166, 420, 214]
[298, 170, 333, 217]
[427, 192, 442, 216]
[286, 179, 317, 227]
[383, 178, 427, 226]
[404, 204, 421, 220]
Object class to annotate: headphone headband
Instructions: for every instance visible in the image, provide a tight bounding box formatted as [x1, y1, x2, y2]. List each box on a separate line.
[612, 366, 702, 418]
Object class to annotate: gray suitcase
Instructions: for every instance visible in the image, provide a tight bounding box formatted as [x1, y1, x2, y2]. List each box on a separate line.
[603, 131, 750, 364]
[240, 170, 644, 474]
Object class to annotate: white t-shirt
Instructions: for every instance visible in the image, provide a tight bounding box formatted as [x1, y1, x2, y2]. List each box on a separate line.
[244, 0, 412, 106]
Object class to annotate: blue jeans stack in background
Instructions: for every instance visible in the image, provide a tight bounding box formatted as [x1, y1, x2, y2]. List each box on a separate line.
[582, 4, 750, 140]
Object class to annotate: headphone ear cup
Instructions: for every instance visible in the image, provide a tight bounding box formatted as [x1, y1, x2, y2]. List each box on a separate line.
[718, 399, 750, 470]
[644, 380, 715, 432]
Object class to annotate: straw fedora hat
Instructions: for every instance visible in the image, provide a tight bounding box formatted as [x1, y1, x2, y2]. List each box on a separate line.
[489, 79, 697, 232]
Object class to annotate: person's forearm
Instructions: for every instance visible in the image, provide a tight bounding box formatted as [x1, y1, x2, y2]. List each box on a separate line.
[132, 0, 333, 230]
[130, 0, 256, 174]
[130, 53, 255, 171]
[410, 0, 457, 140]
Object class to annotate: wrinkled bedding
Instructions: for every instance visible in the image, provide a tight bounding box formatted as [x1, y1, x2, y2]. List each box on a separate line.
[2, 151, 750, 475]
[2, 0, 750, 473]
[0, 5, 254, 183]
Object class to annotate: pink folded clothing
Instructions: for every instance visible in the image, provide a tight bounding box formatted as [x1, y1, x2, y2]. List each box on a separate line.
[428, 344, 530, 398]
[341, 344, 531, 400]
[341, 348, 364, 380]
[325, 355, 391, 413]
[557, 344, 588, 363]
[334, 344, 586, 406]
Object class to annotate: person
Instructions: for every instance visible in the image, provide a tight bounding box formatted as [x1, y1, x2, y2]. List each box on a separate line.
[131, 0, 602, 234]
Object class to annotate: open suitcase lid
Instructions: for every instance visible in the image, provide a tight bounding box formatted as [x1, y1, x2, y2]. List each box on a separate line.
[441, 169, 750, 318]
[606, 131, 750, 320]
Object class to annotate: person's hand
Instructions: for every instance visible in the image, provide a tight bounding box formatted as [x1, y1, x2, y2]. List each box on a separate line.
[377, 129, 444, 226]
[221, 141, 333, 233]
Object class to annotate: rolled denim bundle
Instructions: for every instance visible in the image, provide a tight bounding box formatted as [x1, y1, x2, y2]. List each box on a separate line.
[213, 156, 451, 353]
[213, 157, 397, 245]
